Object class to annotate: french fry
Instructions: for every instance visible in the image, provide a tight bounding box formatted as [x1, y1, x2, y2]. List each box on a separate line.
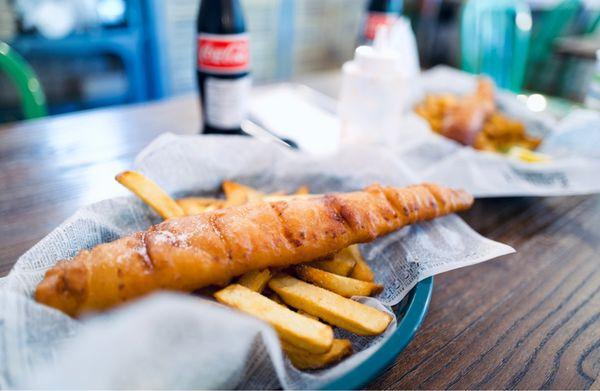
[238, 269, 272, 293]
[215, 284, 333, 353]
[297, 310, 319, 321]
[116, 170, 184, 219]
[176, 197, 226, 215]
[295, 265, 383, 298]
[310, 252, 356, 277]
[267, 292, 286, 306]
[222, 181, 264, 205]
[347, 245, 375, 282]
[282, 339, 352, 370]
[295, 185, 310, 195]
[269, 275, 392, 336]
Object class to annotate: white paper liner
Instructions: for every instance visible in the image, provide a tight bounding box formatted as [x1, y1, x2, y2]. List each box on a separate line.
[0, 134, 513, 389]
[249, 66, 600, 197]
[412, 67, 600, 197]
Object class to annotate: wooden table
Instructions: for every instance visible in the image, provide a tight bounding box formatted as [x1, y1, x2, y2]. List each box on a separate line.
[1, 78, 599, 390]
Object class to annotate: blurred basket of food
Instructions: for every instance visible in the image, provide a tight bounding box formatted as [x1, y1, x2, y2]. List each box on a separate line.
[415, 78, 544, 158]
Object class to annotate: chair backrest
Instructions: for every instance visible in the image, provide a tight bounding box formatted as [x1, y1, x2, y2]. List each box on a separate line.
[528, 0, 581, 63]
[0, 41, 47, 120]
[525, 0, 580, 91]
[461, 0, 532, 92]
[584, 10, 600, 34]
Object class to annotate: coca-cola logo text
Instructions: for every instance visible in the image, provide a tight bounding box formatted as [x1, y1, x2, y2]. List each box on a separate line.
[198, 34, 250, 73]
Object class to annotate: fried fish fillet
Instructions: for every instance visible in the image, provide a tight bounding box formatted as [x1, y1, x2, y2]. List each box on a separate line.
[442, 78, 496, 146]
[35, 183, 473, 316]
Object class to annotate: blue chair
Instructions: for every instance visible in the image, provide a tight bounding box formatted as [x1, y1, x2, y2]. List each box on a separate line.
[461, 0, 532, 92]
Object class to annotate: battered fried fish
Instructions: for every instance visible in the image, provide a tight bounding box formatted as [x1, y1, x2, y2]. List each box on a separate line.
[441, 78, 496, 146]
[35, 183, 473, 316]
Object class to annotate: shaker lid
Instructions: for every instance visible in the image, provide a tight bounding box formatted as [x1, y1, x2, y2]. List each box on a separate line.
[354, 26, 401, 74]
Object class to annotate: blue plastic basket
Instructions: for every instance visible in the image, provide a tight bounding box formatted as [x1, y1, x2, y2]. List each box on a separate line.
[321, 277, 434, 390]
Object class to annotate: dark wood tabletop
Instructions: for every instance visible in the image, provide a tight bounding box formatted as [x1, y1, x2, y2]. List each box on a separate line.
[1, 78, 599, 390]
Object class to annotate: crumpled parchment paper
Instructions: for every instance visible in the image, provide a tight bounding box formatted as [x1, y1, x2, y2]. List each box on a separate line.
[0, 134, 514, 389]
[249, 66, 600, 197]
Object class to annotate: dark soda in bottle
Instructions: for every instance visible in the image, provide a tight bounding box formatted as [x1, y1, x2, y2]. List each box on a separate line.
[196, 0, 251, 135]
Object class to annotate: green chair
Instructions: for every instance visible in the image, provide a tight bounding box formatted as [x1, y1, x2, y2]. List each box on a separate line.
[526, 0, 581, 91]
[0, 41, 47, 120]
[461, 0, 532, 92]
[585, 10, 600, 34]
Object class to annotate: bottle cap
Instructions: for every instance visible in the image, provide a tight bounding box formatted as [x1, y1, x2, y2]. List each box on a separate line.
[354, 26, 400, 74]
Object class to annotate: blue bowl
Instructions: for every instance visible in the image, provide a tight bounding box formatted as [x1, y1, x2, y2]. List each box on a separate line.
[321, 277, 434, 390]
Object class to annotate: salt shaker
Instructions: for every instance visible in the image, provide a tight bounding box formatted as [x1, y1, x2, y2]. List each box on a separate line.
[338, 26, 408, 146]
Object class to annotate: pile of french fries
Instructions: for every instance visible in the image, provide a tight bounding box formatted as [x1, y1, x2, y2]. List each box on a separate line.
[116, 171, 391, 370]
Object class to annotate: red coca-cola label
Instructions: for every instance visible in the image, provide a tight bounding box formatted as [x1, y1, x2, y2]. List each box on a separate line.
[197, 33, 250, 74]
[363, 12, 398, 40]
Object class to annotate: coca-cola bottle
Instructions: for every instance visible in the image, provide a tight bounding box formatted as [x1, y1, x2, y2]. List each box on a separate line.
[196, 0, 251, 135]
[361, 0, 403, 43]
